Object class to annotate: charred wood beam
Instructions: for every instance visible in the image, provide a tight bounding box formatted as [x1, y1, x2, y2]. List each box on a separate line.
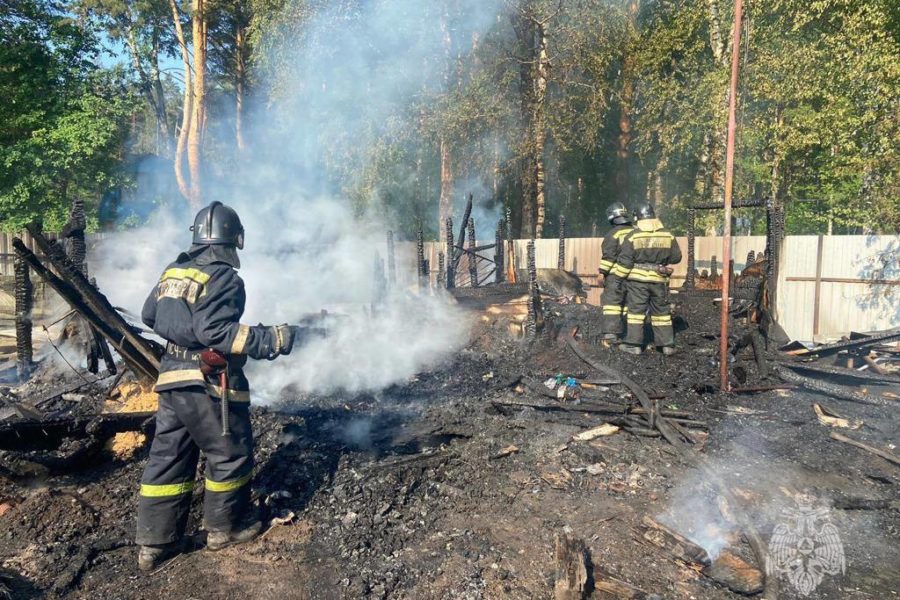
[0, 411, 156, 451]
[415, 222, 426, 288]
[685, 208, 696, 288]
[773, 364, 893, 407]
[526, 240, 543, 333]
[780, 360, 900, 386]
[445, 217, 455, 289]
[13, 238, 160, 381]
[14, 254, 34, 381]
[453, 194, 474, 268]
[830, 431, 900, 467]
[494, 219, 505, 283]
[468, 217, 478, 287]
[787, 328, 900, 358]
[567, 338, 684, 447]
[437, 252, 445, 289]
[558, 214, 566, 270]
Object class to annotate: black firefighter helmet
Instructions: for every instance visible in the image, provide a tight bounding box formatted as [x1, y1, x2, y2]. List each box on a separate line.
[190, 201, 244, 249]
[634, 202, 656, 221]
[606, 202, 630, 226]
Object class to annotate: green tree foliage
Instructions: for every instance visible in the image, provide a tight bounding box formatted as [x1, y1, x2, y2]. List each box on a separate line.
[0, 0, 137, 230]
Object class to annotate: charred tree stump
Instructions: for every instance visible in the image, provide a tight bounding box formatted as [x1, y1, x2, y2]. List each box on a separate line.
[467, 217, 478, 287]
[14, 255, 34, 381]
[554, 533, 591, 600]
[445, 218, 455, 289]
[494, 219, 505, 283]
[685, 208, 696, 288]
[386, 230, 396, 285]
[437, 252, 445, 289]
[558, 214, 566, 270]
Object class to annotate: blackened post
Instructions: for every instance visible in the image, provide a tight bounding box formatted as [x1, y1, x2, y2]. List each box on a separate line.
[14, 255, 33, 381]
[467, 217, 478, 287]
[710, 255, 719, 281]
[415, 222, 425, 289]
[445, 217, 455, 289]
[526, 240, 542, 334]
[455, 194, 474, 267]
[437, 252, 445, 289]
[494, 219, 505, 283]
[386, 230, 396, 285]
[64, 198, 87, 276]
[557, 215, 566, 270]
[685, 208, 696, 288]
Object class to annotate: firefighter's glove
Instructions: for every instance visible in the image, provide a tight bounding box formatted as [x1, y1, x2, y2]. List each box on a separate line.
[656, 265, 674, 276]
[264, 324, 295, 360]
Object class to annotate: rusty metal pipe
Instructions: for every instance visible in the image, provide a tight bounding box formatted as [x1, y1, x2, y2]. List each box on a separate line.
[719, 0, 743, 392]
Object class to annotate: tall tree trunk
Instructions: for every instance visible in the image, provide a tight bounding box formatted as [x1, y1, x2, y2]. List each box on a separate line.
[149, 39, 172, 156]
[437, 9, 454, 241]
[235, 23, 247, 152]
[121, 17, 170, 155]
[616, 0, 640, 206]
[532, 20, 548, 239]
[512, 9, 535, 238]
[188, 0, 209, 210]
[438, 138, 453, 242]
[169, 0, 192, 203]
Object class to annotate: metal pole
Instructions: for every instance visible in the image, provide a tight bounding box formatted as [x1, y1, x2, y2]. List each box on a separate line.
[719, 0, 743, 392]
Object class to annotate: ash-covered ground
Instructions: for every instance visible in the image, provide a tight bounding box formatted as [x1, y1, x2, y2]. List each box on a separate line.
[0, 293, 898, 599]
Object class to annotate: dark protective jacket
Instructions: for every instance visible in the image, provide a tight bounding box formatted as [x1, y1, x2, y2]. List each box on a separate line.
[599, 223, 634, 278]
[618, 218, 682, 283]
[141, 245, 283, 402]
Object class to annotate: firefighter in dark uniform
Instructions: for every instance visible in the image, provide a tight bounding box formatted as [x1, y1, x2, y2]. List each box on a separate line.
[598, 202, 634, 340]
[136, 202, 310, 571]
[617, 203, 682, 355]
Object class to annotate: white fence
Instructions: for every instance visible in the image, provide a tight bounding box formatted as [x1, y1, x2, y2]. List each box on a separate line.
[775, 235, 898, 342]
[415, 234, 898, 342]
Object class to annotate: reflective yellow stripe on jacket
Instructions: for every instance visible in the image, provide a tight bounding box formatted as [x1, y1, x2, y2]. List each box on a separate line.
[626, 267, 667, 283]
[159, 267, 211, 285]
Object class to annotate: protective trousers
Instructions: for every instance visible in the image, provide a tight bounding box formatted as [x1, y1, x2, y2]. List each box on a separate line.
[624, 280, 674, 348]
[136, 388, 253, 546]
[600, 273, 627, 336]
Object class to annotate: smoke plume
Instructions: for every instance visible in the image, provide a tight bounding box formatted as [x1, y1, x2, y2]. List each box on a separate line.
[91, 0, 510, 401]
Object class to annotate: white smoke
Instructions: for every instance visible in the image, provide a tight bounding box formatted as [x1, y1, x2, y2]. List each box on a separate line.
[89, 0, 509, 401]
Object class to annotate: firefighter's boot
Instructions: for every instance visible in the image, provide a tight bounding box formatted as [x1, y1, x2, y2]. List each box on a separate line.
[138, 541, 183, 572]
[206, 519, 262, 551]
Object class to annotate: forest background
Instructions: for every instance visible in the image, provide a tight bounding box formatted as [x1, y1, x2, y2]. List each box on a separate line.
[1, 0, 897, 239]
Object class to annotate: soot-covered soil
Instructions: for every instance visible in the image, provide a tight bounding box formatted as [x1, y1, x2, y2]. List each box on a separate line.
[0, 292, 897, 599]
